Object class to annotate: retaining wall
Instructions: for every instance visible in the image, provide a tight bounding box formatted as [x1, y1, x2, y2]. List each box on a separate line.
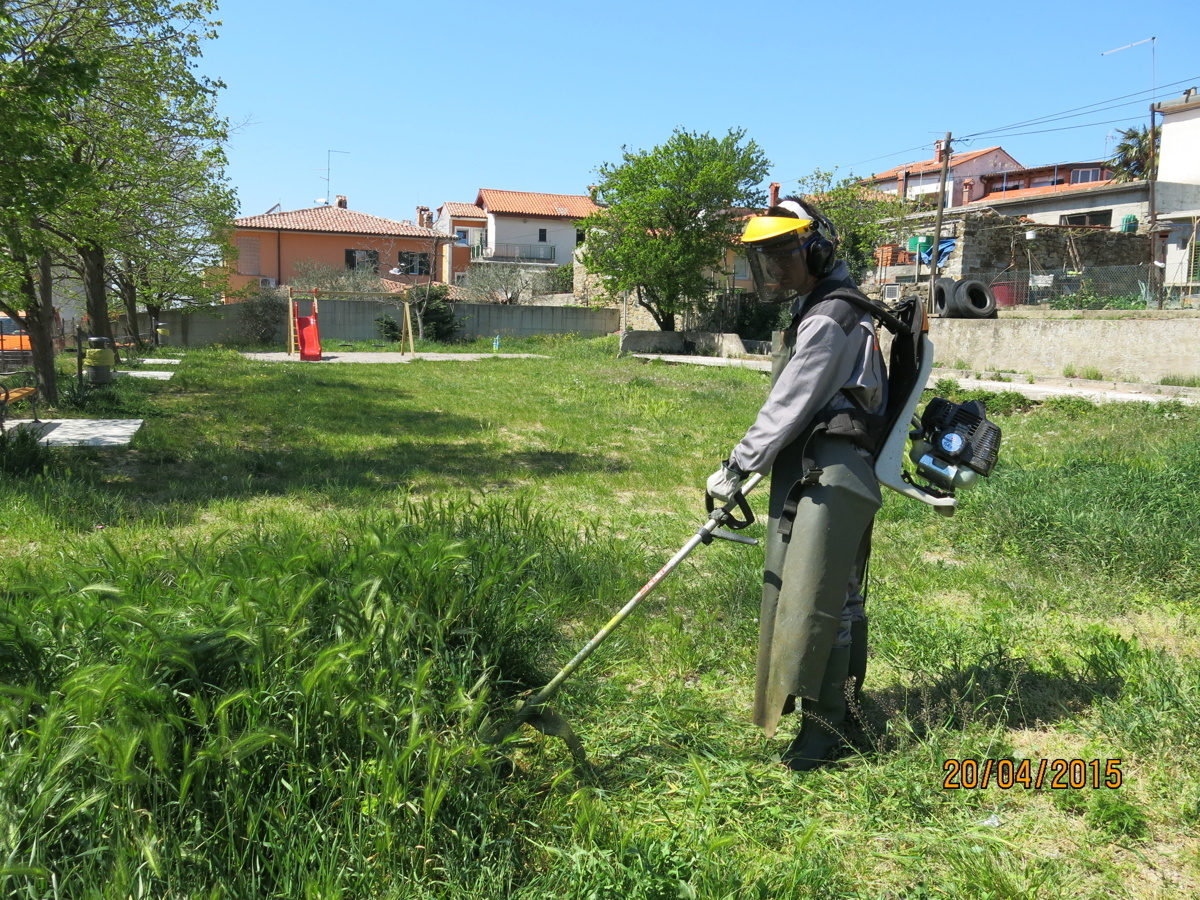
[928, 315, 1200, 381]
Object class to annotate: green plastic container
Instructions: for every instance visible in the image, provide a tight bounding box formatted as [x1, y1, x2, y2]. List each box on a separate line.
[907, 235, 934, 253]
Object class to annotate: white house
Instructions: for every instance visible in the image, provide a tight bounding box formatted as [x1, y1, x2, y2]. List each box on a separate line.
[470, 189, 600, 269]
[1153, 87, 1200, 292]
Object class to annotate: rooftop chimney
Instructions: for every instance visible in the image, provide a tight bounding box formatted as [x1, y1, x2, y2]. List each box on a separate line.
[416, 205, 431, 228]
[769, 182, 780, 207]
[335, 195, 347, 209]
[934, 141, 946, 164]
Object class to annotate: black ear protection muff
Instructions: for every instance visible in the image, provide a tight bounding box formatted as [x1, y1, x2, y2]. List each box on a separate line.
[785, 197, 838, 278]
[804, 231, 836, 278]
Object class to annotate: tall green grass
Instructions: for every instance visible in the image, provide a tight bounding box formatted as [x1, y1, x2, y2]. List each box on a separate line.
[0, 497, 650, 897]
[1, 338, 1198, 897]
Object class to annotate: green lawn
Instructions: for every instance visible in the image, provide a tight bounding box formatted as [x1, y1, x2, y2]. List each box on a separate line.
[1, 339, 1198, 898]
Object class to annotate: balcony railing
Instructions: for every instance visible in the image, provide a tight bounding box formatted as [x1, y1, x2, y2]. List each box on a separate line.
[470, 242, 556, 263]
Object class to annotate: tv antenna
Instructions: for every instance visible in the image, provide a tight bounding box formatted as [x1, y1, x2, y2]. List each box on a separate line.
[317, 149, 350, 204]
[1101, 37, 1156, 104]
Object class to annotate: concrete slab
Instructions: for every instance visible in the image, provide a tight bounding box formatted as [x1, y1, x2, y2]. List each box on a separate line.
[12, 419, 143, 447]
[634, 353, 769, 371]
[116, 370, 174, 380]
[240, 351, 548, 364]
[134, 358, 181, 364]
[633, 354, 1200, 405]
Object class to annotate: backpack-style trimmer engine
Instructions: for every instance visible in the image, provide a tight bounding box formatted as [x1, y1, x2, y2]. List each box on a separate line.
[908, 397, 1001, 492]
[867, 296, 1002, 515]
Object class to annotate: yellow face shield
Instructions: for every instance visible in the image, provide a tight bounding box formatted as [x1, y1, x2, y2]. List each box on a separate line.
[742, 215, 819, 304]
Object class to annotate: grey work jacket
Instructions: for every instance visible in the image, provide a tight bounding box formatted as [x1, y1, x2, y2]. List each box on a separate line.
[729, 263, 886, 475]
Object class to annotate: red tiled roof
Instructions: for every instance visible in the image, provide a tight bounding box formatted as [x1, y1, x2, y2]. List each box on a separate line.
[438, 202, 486, 219]
[967, 179, 1118, 204]
[475, 189, 599, 218]
[234, 205, 444, 238]
[869, 146, 1010, 181]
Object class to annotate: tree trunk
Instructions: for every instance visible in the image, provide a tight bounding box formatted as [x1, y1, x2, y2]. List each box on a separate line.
[147, 302, 163, 347]
[0, 232, 59, 405]
[115, 262, 143, 350]
[31, 254, 60, 404]
[638, 286, 674, 331]
[79, 241, 117, 355]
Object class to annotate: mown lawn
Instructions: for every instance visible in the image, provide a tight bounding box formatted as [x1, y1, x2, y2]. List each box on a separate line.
[1, 337, 1198, 898]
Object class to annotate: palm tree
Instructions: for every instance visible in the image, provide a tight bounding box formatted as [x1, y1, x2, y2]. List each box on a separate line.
[1108, 125, 1159, 183]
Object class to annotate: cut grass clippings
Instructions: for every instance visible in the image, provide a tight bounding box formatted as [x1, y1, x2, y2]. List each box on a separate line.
[0, 337, 1198, 898]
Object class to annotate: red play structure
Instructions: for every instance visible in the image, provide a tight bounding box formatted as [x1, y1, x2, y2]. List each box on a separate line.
[289, 290, 322, 361]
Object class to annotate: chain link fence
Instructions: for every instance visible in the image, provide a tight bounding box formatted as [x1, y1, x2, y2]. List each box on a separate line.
[966, 264, 1200, 309]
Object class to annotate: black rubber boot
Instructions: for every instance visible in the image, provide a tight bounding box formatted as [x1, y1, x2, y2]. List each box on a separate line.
[847, 617, 868, 715]
[781, 646, 851, 772]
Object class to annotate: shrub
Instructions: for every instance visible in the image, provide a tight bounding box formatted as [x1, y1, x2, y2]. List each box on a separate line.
[0, 424, 52, 476]
[407, 284, 465, 343]
[236, 288, 287, 345]
[375, 314, 403, 343]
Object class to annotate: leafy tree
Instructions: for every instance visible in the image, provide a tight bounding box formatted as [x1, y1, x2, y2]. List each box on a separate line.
[0, 1, 231, 398]
[0, 6, 99, 401]
[1108, 125, 1158, 183]
[794, 169, 908, 282]
[107, 134, 237, 347]
[579, 128, 770, 331]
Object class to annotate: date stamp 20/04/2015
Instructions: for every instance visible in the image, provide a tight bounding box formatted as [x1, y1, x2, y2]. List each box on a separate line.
[943, 758, 1123, 790]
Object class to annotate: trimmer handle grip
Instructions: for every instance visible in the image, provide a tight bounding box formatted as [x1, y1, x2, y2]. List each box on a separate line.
[705, 490, 755, 530]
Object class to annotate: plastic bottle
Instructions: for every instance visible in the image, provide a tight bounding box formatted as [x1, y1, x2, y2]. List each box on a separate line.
[493, 335, 500, 351]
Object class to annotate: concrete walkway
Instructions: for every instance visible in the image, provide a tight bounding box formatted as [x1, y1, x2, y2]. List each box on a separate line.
[241, 351, 547, 364]
[633, 354, 1200, 405]
[117, 370, 175, 380]
[12, 419, 143, 447]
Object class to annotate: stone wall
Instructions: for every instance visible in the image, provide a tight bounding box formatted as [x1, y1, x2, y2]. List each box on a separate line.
[870, 211, 1150, 285]
[955, 211, 1149, 276]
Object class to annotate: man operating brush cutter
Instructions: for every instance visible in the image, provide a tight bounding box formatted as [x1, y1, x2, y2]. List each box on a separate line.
[707, 196, 886, 771]
[482, 200, 1000, 771]
[709, 197, 1003, 771]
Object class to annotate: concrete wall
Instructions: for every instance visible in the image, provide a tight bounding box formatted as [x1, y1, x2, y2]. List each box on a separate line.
[155, 306, 250, 346]
[929, 313, 1200, 381]
[453, 302, 618, 340]
[152, 300, 618, 347]
[1158, 95, 1200, 185]
[1009, 185, 1149, 231]
[618, 331, 747, 357]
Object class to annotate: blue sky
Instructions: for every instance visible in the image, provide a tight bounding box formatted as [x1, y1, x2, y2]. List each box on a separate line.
[201, 0, 1200, 221]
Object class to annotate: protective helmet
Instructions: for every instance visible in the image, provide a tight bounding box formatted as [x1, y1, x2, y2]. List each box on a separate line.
[741, 197, 839, 303]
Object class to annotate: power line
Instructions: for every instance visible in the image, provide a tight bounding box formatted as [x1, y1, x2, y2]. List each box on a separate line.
[776, 76, 1198, 188]
[960, 75, 1196, 139]
[963, 115, 1151, 140]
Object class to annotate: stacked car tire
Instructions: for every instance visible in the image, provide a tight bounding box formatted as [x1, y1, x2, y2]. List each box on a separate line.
[931, 278, 997, 319]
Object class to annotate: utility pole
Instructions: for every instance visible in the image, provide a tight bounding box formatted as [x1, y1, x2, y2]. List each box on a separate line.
[1148, 102, 1162, 308]
[927, 132, 953, 314]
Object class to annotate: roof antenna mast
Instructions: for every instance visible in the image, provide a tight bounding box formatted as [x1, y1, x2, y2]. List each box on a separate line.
[317, 149, 350, 205]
